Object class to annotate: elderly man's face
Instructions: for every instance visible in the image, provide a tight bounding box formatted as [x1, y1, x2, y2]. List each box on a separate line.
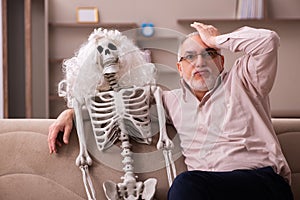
[177, 34, 224, 92]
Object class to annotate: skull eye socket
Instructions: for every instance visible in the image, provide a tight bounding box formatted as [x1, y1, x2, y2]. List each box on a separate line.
[108, 43, 117, 50]
[97, 46, 104, 53]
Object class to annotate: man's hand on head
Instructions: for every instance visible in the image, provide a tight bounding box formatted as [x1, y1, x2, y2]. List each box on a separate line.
[190, 22, 219, 49]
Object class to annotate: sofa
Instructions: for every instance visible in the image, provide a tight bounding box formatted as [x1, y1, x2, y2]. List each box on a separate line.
[0, 118, 299, 200]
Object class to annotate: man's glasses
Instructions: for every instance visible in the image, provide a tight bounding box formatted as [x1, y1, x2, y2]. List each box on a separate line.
[179, 48, 221, 63]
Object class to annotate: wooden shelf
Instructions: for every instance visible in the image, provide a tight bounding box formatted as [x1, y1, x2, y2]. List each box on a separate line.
[177, 18, 300, 25]
[49, 22, 139, 30]
[178, 19, 262, 24]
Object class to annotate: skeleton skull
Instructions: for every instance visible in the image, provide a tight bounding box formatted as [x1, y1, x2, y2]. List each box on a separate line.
[97, 39, 119, 75]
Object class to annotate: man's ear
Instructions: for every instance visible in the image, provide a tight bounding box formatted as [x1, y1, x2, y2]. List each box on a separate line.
[220, 55, 225, 71]
[215, 55, 225, 72]
[221, 55, 225, 66]
[177, 62, 183, 77]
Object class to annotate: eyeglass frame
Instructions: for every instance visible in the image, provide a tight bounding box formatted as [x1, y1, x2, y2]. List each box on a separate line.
[178, 47, 222, 63]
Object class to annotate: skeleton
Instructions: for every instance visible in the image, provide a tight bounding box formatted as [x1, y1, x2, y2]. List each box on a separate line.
[58, 28, 176, 200]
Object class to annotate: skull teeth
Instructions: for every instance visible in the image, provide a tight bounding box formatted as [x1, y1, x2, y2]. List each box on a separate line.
[103, 58, 118, 67]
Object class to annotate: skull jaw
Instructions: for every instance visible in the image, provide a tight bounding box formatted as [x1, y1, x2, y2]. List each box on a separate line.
[103, 63, 120, 75]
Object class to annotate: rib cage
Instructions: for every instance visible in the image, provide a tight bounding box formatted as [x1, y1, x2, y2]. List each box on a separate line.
[86, 86, 152, 151]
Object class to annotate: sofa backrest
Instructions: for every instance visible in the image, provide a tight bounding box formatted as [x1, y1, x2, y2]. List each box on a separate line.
[272, 118, 300, 200]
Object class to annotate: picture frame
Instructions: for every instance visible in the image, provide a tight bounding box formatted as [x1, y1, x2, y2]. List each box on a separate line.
[76, 7, 99, 23]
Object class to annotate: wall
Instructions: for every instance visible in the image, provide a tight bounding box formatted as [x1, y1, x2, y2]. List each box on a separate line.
[46, 0, 300, 117]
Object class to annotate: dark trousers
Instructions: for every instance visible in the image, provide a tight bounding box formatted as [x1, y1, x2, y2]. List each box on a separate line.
[168, 167, 294, 200]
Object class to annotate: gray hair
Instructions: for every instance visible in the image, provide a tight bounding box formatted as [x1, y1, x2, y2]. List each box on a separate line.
[177, 32, 199, 61]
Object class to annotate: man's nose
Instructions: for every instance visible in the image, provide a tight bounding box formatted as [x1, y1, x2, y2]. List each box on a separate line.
[194, 54, 205, 67]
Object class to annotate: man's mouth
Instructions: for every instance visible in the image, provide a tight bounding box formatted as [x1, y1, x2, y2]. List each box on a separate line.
[193, 69, 210, 77]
